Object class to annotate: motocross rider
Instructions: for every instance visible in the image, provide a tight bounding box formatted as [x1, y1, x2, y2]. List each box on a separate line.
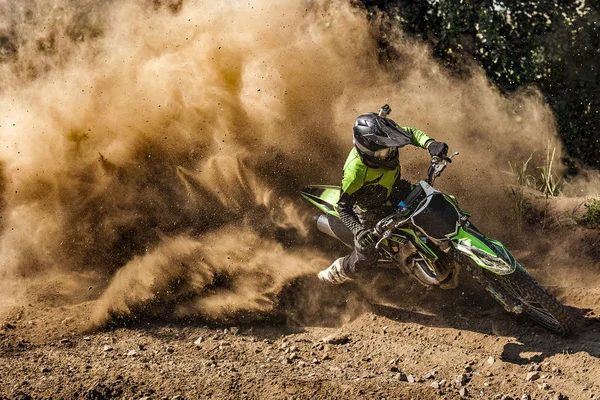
[317, 104, 450, 284]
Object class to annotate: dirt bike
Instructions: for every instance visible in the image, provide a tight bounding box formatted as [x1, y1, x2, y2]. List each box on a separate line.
[301, 152, 573, 336]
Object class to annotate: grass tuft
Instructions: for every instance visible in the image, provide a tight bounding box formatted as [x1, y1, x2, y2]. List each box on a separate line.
[506, 146, 564, 230]
[579, 199, 600, 228]
[540, 145, 562, 197]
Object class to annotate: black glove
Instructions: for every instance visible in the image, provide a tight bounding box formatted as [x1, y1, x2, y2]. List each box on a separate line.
[356, 229, 377, 248]
[427, 141, 449, 160]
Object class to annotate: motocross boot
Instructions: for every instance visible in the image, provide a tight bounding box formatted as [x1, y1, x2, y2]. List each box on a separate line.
[317, 257, 353, 284]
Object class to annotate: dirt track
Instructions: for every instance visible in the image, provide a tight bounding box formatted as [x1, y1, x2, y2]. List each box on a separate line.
[2, 267, 599, 400]
[1, 1, 599, 399]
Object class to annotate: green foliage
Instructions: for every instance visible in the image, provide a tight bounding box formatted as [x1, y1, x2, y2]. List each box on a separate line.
[579, 199, 600, 228]
[362, 0, 600, 167]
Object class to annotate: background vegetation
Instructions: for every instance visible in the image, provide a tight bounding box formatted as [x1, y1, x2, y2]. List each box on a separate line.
[361, 0, 600, 170]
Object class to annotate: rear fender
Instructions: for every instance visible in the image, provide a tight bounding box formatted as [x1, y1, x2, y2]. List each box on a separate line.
[300, 185, 341, 216]
[450, 226, 516, 275]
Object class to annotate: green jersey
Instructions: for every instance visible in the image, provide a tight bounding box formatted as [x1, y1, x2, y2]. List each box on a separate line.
[337, 127, 432, 234]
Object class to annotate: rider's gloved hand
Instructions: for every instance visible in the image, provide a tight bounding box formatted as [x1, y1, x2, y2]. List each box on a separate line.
[356, 229, 377, 248]
[427, 141, 450, 160]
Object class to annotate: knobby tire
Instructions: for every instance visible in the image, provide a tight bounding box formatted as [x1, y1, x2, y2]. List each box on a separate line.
[475, 263, 574, 336]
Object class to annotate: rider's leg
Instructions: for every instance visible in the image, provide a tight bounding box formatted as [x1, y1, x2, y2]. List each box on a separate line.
[317, 208, 384, 284]
[318, 242, 378, 284]
[317, 256, 353, 284]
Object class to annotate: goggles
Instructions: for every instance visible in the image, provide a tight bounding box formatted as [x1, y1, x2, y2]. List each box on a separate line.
[374, 146, 397, 160]
[354, 139, 399, 161]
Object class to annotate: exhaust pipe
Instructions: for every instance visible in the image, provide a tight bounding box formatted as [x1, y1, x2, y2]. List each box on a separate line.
[316, 214, 336, 238]
[314, 214, 354, 248]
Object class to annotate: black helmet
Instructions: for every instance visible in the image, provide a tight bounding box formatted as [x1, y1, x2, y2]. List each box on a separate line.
[353, 112, 412, 169]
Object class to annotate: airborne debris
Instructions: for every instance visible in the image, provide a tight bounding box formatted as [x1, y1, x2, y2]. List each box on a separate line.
[0, 0, 596, 398]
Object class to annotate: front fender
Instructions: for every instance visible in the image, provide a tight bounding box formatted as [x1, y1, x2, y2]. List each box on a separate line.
[450, 226, 517, 275]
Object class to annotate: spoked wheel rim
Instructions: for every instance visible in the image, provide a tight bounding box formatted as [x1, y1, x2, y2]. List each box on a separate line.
[499, 276, 564, 332]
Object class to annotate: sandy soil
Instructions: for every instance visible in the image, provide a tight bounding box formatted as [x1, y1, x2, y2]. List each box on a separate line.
[1, 264, 599, 400]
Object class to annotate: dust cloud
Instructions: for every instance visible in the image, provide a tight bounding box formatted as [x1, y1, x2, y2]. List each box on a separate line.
[0, 0, 594, 327]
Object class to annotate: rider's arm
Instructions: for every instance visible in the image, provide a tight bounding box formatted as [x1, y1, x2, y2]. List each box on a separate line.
[336, 151, 367, 235]
[401, 126, 434, 149]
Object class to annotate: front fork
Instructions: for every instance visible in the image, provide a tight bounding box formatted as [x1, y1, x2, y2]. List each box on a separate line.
[457, 253, 524, 314]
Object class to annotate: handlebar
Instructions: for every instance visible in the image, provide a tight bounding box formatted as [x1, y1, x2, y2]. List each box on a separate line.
[427, 151, 459, 185]
[374, 213, 411, 249]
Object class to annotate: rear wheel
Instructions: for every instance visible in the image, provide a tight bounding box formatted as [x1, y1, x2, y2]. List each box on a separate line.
[475, 264, 573, 336]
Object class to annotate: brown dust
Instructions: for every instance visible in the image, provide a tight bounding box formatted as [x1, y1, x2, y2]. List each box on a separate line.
[0, 0, 596, 328]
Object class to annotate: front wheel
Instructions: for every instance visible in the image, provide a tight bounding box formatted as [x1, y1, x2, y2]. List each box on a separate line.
[475, 264, 573, 336]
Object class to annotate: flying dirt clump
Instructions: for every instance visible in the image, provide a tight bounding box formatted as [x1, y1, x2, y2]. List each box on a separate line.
[0, 0, 587, 326]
